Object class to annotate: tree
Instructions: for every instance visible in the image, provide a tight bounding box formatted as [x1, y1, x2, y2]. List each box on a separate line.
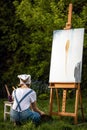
[0, 0, 87, 98]
[12, 0, 67, 81]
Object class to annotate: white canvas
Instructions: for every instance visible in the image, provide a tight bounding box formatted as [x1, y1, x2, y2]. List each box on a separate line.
[49, 28, 84, 83]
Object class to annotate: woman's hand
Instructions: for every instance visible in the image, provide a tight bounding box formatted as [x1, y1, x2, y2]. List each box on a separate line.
[40, 111, 45, 115]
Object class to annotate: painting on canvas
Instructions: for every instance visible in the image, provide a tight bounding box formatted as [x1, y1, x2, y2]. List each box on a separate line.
[49, 28, 84, 83]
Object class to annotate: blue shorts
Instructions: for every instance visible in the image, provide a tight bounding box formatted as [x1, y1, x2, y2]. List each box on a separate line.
[10, 108, 41, 125]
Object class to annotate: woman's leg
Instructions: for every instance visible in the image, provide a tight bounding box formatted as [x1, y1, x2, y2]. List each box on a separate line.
[10, 109, 20, 122]
[20, 109, 41, 125]
[10, 109, 21, 126]
[31, 111, 41, 125]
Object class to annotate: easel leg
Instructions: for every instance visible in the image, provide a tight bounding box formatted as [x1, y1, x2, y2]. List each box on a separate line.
[74, 88, 79, 124]
[49, 88, 53, 115]
[74, 84, 84, 124]
[56, 89, 60, 113]
[62, 89, 67, 112]
[79, 88, 84, 121]
[74, 84, 81, 124]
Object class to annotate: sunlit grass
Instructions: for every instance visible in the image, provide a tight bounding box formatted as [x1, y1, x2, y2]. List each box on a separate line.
[0, 96, 87, 130]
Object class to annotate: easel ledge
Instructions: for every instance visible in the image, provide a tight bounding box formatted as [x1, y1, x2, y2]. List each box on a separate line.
[49, 82, 79, 88]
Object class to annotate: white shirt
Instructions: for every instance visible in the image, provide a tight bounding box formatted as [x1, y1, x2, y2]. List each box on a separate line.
[12, 88, 36, 112]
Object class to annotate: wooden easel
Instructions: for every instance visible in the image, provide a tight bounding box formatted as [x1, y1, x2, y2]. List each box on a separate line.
[49, 3, 84, 124]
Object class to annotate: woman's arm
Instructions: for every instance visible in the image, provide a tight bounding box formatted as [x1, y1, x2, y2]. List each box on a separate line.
[31, 101, 45, 115]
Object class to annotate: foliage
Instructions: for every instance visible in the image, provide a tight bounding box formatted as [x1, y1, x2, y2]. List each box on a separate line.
[31, 80, 49, 96]
[0, 0, 87, 98]
[38, 93, 49, 100]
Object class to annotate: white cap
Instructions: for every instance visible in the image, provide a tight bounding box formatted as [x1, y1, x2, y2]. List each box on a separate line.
[17, 74, 31, 85]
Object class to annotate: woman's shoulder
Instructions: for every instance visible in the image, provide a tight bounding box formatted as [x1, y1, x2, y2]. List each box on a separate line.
[14, 87, 36, 94]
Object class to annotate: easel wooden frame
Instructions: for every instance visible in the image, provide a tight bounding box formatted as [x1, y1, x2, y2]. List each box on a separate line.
[49, 3, 84, 124]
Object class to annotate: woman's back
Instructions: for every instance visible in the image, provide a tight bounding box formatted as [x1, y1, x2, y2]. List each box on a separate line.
[12, 87, 36, 112]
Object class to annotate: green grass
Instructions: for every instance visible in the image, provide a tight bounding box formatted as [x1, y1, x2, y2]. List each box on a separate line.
[0, 96, 87, 130]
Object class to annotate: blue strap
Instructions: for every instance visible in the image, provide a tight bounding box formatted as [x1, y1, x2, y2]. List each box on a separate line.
[14, 89, 33, 111]
[14, 90, 21, 111]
